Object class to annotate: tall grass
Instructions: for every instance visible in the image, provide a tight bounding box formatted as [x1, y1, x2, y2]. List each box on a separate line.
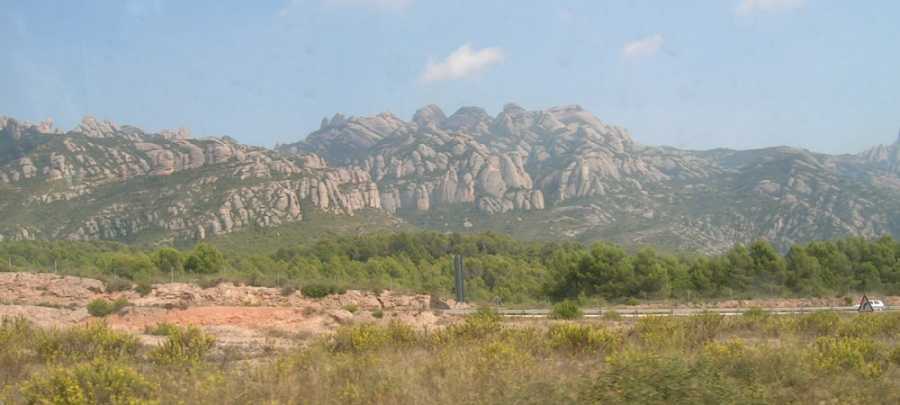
[1, 312, 900, 403]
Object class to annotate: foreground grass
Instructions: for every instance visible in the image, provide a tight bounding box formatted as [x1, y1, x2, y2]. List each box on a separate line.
[2, 310, 900, 404]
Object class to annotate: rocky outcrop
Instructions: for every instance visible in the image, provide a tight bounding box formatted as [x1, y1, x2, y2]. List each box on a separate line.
[281, 112, 411, 164]
[276, 104, 900, 252]
[412, 104, 447, 128]
[4, 106, 900, 252]
[0, 116, 385, 242]
[857, 131, 900, 173]
[76, 116, 122, 138]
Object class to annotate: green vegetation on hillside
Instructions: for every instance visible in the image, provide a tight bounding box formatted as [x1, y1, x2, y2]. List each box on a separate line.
[3, 233, 900, 303]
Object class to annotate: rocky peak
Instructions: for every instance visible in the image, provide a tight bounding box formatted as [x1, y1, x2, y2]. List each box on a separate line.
[501, 103, 526, 114]
[443, 107, 492, 134]
[327, 113, 348, 128]
[1, 116, 22, 140]
[412, 104, 446, 128]
[159, 128, 192, 141]
[857, 132, 900, 172]
[1, 116, 58, 139]
[34, 118, 55, 134]
[356, 112, 406, 136]
[75, 116, 120, 138]
[547, 105, 605, 129]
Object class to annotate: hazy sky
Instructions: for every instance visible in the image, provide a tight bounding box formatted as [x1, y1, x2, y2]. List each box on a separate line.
[1, 0, 898, 153]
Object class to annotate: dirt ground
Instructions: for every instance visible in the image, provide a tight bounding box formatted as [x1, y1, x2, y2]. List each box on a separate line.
[1, 272, 897, 352]
[0, 272, 458, 352]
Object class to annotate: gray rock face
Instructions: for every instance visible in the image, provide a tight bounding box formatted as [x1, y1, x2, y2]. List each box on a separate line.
[76, 116, 121, 138]
[442, 106, 492, 136]
[857, 132, 900, 173]
[283, 112, 411, 164]
[412, 104, 447, 128]
[0, 118, 382, 242]
[275, 105, 900, 252]
[4, 105, 900, 252]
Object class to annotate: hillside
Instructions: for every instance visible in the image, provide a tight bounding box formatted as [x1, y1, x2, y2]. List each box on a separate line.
[2, 106, 900, 252]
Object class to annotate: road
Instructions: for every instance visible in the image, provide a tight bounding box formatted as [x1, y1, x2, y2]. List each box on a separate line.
[444, 306, 899, 318]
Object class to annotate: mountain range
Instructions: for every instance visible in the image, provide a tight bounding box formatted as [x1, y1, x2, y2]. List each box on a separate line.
[2, 104, 900, 253]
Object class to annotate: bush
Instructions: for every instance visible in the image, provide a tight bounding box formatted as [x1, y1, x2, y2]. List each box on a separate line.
[731, 307, 773, 331]
[548, 324, 620, 352]
[449, 307, 503, 339]
[143, 322, 180, 336]
[743, 307, 769, 319]
[684, 312, 725, 346]
[184, 243, 225, 274]
[634, 316, 682, 348]
[372, 309, 384, 319]
[813, 336, 884, 377]
[550, 300, 583, 320]
[890, 346, 900, 366]
[35, 322, 140, 362]
[0, 317, 37, 383]
[795, 311, 841, 335]
[134, 282, 153, 297]
[103, 277, 132, 293]
[331, 322, 418, 353]
[602, 310, 622, 321]
[589, 350, 751, 404]
[149, 325, 216, 365]
[839, 312, 900, 337]
[21, 359, 156, 405]
[152, 247, 183, 275]
[624, 297, 639, 306]
[301, 283, 345, 299]
[342, 304, 359, 314]
[0, 317, 35, 345]
[87, 298, 130, 318]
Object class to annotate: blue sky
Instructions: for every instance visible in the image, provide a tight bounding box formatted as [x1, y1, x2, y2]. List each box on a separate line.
[1, 0, 898, 153]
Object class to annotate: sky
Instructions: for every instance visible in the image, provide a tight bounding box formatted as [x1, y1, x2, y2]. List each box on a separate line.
[1, 0, 898, 153]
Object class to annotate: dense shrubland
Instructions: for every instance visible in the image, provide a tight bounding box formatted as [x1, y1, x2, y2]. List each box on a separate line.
[2, 311, 900, 403]
[3, 233, 900, 302]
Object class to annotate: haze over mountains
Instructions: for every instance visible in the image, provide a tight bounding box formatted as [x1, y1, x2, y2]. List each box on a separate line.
[2, 104, 900, 253]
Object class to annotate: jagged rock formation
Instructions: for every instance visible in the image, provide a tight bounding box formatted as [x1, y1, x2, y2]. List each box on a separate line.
[0, 116, 381, 242]
[857, 130, 900, 173]
[3, 108, 900, 253]
[276, 106, 900, 252]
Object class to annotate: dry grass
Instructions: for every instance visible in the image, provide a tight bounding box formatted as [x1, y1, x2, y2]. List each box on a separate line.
[2, 311, 900, 404]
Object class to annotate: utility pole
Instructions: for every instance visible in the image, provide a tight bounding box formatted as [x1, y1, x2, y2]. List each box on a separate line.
[453, 255, 466, 303]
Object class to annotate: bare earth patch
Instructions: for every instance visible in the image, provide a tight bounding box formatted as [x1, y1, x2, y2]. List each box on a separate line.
[2, 272, 897, 351]
[0, 272, 461, 350]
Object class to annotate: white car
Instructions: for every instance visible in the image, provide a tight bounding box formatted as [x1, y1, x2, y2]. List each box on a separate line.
[870, 299, 886, 311]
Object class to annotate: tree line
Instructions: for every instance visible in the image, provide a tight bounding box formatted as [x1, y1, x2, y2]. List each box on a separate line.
[2, 233, 900, 303]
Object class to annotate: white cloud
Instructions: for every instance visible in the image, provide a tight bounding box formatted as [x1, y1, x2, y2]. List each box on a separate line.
[419, 44, 505, 83]
[622, 34, 664, 59]
[736, 0, 806, 16]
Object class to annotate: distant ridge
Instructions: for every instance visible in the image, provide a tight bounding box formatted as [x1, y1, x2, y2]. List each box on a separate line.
[3, 105, 900, 253]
